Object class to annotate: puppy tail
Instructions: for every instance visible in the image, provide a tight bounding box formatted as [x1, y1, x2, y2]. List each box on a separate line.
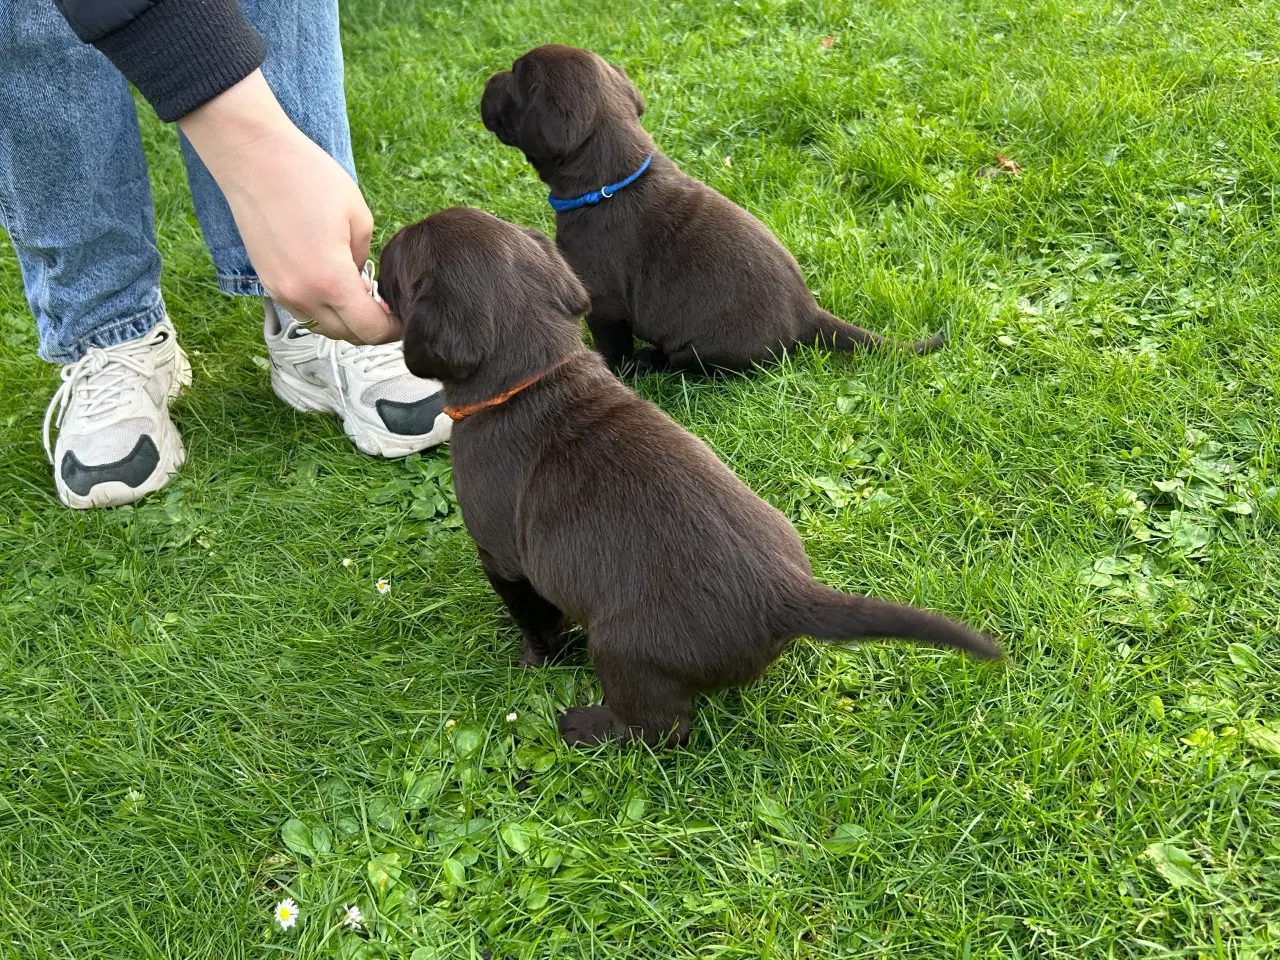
[793, 583, 1002, 660]
[807, 309, 944, 356]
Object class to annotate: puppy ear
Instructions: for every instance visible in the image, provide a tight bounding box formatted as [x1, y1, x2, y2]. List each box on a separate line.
[402, 285, 495, 382]
[547, 257, 590, 317]
[522, 227, 590, 316]
[517, 57, 599, 156]
[610, 63, 645, 117]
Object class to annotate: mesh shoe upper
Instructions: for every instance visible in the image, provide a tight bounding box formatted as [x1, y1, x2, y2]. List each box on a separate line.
[42, 319, 189, 508]
[263, 300, 451, 454]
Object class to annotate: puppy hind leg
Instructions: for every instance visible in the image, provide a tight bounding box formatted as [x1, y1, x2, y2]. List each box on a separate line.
[560, 650, 693, 748]
[662, 342, 758, 376]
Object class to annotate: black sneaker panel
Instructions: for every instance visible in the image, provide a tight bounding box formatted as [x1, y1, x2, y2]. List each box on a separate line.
[61, 435, 160, 496]
[375, 393, 446, 436]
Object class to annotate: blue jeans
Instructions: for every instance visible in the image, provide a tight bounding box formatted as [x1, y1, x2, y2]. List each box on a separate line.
[0, 0, 355, 364]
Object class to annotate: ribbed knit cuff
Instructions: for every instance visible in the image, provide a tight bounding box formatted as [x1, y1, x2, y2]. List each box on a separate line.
[95, 0, 268, 123]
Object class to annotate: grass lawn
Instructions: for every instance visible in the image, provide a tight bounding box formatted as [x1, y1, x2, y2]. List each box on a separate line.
[3, 0, 1280, 956]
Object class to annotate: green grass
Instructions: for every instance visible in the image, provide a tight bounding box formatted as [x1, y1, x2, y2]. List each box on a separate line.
[3, 0, 1280, 956]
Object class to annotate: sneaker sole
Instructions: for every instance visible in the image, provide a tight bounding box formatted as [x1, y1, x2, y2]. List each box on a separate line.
[58, 346, 192, 510]
[270, 364, 452, 458]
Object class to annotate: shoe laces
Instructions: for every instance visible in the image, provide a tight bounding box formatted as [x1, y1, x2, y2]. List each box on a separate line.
[349, 261, 409, 377]
[281, 260, 405, 379]
[43, 337, 158, 463]
[345, 340, 406, 377]
[284, 316, 405, 379]
[346, 260, 405, 376]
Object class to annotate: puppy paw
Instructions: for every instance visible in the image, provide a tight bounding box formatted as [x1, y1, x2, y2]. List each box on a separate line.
[631, 346, 670, 374]
[518, 647, 551, 668]
[558, 706, 620, 747]
[601, 353, 635, 375]
[519, 629, 576, 668]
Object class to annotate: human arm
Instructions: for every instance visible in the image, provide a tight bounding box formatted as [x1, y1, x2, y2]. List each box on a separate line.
[178, 70, 398, 343]
[52, 1, 398, 343]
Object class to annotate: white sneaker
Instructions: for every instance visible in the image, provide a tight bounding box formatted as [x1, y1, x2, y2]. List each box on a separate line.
[263, 300, 452, 457]
[43, 319, 191, 509]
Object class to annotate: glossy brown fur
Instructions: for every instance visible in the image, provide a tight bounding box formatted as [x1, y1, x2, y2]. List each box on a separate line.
[480, 44, 943, 375]
[380, 208, 999, 748]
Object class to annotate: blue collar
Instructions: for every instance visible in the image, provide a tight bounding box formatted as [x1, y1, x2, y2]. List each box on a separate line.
[548, 155, 653, 212]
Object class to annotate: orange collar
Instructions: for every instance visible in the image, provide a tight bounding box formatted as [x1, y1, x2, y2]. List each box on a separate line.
[443, 356, 574, 421]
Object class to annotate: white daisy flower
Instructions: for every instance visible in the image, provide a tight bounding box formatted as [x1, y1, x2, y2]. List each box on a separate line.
[376, 579, 390, 595]
[342, 904, 364, 931]
[342, 557, 353, 568]
[506, 712, 518, 722]
[274, 897, 298, 930]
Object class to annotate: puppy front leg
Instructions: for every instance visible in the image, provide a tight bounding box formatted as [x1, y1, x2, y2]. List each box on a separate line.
[478, 552, 572, 667]
[585, 313, 636, 372]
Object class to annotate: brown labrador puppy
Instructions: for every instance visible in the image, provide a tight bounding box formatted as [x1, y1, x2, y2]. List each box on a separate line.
[379, 208, 999, 748]
[480, 44, 943, 375]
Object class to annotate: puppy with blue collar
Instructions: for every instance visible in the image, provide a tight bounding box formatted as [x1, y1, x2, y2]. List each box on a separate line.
[481, 44, 943, 375]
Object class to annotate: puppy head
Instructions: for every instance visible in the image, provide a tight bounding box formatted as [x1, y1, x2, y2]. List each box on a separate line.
[481, 44, 645, 161]
[379, 208, 588, 385]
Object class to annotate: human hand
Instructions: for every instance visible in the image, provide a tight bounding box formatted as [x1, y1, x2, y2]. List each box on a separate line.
[179, 70, 399, 344]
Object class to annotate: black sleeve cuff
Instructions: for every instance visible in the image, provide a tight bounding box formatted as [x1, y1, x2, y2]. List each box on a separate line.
[94, 0, 268, 123]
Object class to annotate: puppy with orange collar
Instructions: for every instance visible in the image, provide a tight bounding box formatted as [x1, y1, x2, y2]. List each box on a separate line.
[379, 208, 999, 748]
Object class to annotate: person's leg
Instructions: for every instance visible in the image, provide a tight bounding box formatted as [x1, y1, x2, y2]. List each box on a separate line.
[0, 2, 190, 508]
[0, 3, 166, 362]
[178, 0, 452, 457]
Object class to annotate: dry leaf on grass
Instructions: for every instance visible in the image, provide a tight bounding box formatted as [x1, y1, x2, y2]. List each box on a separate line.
[821, 36, 836, 48]
[977, 154, 1024, 179]
[996, 154, 1023, 175]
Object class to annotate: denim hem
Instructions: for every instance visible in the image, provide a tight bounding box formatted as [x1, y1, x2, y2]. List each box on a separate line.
[217, 274, 266, 297]
[43, 299, 168, 365]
